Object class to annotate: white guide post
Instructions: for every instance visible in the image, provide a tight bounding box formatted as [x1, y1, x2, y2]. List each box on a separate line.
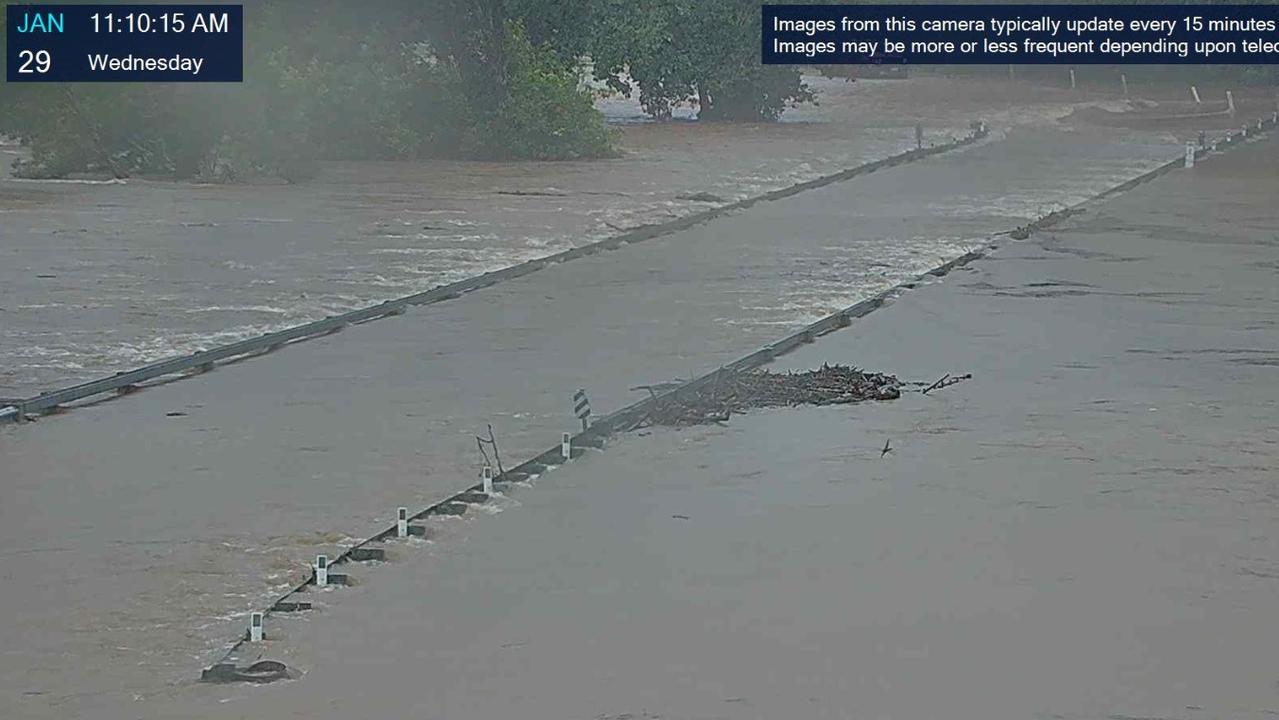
[315, 555, 328, 588]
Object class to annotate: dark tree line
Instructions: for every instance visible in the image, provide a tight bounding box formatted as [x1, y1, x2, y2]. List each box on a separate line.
[0, 1, 815, 180]
[4, 0, 1270, 180]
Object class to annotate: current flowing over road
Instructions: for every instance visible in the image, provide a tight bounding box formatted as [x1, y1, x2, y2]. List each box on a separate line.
[162, 133, 1279, 720]
[0, 74, 1158, 398]
[1, 119, 1195, 718]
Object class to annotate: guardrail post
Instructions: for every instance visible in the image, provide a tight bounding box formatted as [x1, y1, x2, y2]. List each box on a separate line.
[314, 555, 328, 588]
[249, 612, 263, 642]
[562, 432, 572, 462]
[396, 507, 408, 538]
[482, 465, 494, 496]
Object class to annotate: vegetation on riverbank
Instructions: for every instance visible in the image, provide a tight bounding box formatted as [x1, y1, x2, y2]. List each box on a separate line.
[3, 0, 1273, 181]
[0, 1, 812, 181]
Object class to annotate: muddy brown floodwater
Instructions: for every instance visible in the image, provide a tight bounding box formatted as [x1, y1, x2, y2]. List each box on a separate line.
[0, 73, 1237, 397]
[163, 131, 1279, 720]
[0, 73, 1273, 720]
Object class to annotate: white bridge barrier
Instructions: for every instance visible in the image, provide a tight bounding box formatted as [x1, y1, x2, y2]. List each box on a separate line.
[5, 127, 996, 427]
[187, 115, 1275, 681]
[314, 555, 328, 588]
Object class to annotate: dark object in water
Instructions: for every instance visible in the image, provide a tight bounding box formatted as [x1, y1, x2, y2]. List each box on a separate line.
[627, 364, 902, 429]
[854, 64, 908, 79]
[922, 373, 972, 394]
[347, 546, 386, 563]
[675, 192, 725, 203]
[200, 660, 295, 684]
[430, 502, 468, 517]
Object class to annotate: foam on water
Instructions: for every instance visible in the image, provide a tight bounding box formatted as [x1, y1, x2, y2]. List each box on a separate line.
[185, 305, 294, 315]
[0, 81, 1195, 401]
[8, 177, 127, 185]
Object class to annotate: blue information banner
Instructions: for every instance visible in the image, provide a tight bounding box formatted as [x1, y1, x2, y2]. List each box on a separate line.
[6, 4, 242, 82]
[763, 4, 1279, 65]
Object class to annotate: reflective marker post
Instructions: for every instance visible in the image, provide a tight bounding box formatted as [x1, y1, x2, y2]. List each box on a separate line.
[249, 612, 263, 642]
[315, 555, 328, 588]
[397, 507, 408, 538]
[573, 389, 591, 432]
[482, 464, 494, 495]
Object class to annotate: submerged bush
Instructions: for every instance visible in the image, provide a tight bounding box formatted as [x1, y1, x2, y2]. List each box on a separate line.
[0, 11, 614, 180]
[469, 27, 617, 160]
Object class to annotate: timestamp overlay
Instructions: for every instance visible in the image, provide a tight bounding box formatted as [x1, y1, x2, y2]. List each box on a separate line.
[762, 4, 1279, 65]
[6, 4, 242, 82]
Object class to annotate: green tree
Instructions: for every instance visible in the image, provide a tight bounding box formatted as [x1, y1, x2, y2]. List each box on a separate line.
[423, 0, 615, 158]
[0, 0, 615, 178]
[519, 0, 813, 121]
[427, 0, 513, 128]
[471, 24, 617, 159]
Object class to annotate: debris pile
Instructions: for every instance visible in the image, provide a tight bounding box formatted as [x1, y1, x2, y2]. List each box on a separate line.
[628, 364, 902, 429]
[922, 372, 972, 394]
[201, 660, 297, 684]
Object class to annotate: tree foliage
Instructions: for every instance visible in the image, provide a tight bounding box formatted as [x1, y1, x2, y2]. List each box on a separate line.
[523, 0, 814, 121]
[0, 0, 614, 179]
[469, 25, 617, 160]
[0, 1, 829, 179]
[4, 0, 1276, 180]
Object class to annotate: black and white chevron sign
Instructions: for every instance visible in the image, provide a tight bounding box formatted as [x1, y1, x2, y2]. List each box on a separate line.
[573, 389, 591, 430]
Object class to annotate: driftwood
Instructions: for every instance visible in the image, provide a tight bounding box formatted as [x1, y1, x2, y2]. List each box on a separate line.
[627, 364, 901, 429]
[475, 424, 504, 475]
[201, 660, 296, 684]
[922, 373, 972, 394]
